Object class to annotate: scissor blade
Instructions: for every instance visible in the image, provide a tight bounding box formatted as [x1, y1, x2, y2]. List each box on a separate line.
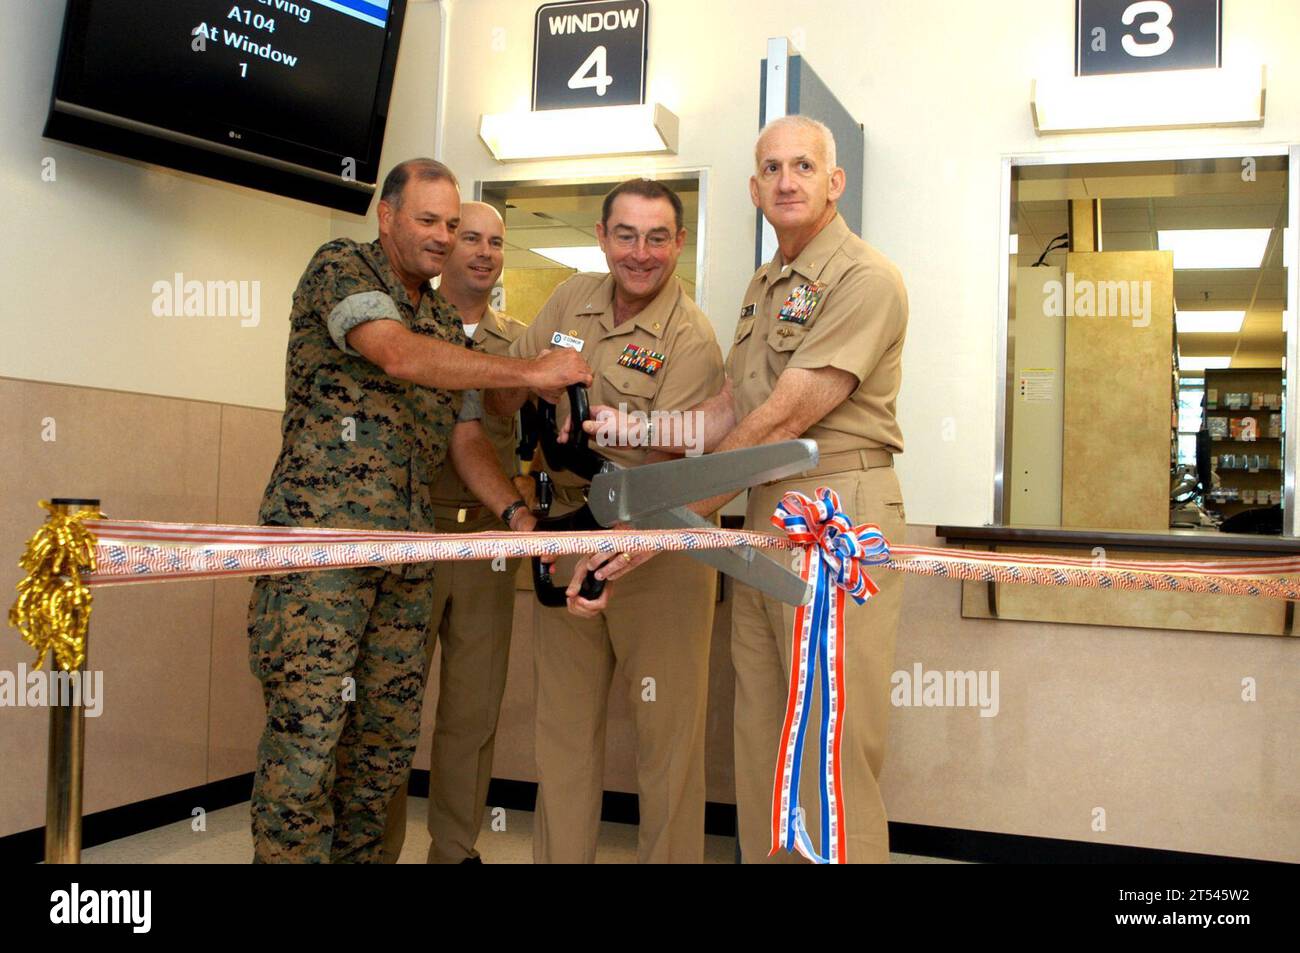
[635, 506, 812, 606]
[588, 439, 818, 526]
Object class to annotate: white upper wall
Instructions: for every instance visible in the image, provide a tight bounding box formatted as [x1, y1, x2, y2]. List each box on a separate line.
[0, 0, 330, 410]
[331, 0, 444, 244]
[4, 0, 1298, 524]
[438, 0, 1300, 526]
[0, 0, 443, 412]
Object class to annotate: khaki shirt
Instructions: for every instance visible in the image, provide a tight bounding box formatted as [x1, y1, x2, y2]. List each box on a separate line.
[430, 306, 526, 508]
[726, 213, 907, 455]
[511, 272, 725, 510]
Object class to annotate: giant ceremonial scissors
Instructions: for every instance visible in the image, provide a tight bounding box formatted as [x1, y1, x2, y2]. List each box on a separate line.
[564, 439, 820, 607]
[525, 384, 818, 607]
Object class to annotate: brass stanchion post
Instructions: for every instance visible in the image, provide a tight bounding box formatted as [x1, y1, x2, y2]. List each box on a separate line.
[43, 497, 100, 865]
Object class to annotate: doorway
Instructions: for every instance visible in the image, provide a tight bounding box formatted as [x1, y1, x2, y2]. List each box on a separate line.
[476, 172, 706, 325]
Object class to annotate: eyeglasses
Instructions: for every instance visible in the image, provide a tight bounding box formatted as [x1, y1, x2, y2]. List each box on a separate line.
[609, 230, 675, 249]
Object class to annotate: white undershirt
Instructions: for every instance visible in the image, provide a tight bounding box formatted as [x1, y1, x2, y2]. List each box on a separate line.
[462, 322, 479, 338]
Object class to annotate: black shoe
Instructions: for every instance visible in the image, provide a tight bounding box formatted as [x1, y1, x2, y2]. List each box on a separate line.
[460, 856, 483, 864]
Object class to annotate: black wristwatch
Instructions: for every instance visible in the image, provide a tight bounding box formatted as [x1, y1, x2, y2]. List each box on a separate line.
[500, 499, 528, 527]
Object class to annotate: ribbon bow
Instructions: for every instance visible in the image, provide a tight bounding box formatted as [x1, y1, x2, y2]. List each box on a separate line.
[768, 487, 890, 864]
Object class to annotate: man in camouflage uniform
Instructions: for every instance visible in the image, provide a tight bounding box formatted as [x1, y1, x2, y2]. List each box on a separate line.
[382, 202, 533, 864]
[249, 158, 591, 863]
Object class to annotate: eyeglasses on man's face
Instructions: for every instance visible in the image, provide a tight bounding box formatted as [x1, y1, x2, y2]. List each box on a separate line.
[609, 228, 676, 250]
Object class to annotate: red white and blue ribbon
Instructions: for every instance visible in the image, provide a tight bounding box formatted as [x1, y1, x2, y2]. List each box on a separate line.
[63, 517, 1300, 599]
[769, 488, 890, 864]
[75, 518, 790, 587]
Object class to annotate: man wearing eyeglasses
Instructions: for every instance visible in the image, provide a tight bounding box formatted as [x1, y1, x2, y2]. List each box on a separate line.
[575, 117, 908, 864]
[499, 178, 725, 863]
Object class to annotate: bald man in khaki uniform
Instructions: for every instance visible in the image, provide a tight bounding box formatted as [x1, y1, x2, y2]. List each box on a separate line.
[383, 203, 533, 864]
[728, 215, 906, 866]
[578, 117, 907, 863]
[505, 180, 725, 863]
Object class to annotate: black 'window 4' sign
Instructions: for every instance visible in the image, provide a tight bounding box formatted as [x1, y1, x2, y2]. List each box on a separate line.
[533, 0, 649, 110]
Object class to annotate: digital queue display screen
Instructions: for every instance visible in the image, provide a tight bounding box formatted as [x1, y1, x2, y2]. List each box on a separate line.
[46, 0, 408, 212]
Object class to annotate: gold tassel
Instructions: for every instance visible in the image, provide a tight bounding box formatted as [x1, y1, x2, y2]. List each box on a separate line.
[8, 501, 102, 672]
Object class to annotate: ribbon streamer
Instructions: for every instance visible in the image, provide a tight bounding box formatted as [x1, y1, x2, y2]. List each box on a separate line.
[12, 506, 1300, 677]
[885, 543, 1300, 599]
[10, 511, 1300, 596]
[763, 495, 1300, 865]
[10, 500, 1300, 864]
[770, 488, 890, 864]
[75, 518, 793, 587]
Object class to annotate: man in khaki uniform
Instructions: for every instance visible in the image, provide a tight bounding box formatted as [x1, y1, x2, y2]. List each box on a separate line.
[581, 117, 907, 863]
[382, 203, 533, 863]
[503, 179, 726, 863]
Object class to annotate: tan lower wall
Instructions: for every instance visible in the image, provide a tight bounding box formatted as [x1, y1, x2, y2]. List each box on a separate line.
[0, 377, 279, 835]
[884, 528, 1298, 861]
[1, 376, 1296, 861]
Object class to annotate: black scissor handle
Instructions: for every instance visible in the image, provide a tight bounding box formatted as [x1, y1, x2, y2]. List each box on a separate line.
[530, 503, 607, 607]
[537, 384, 603, 482]
[533, 557, 607, 607]
[567, 383, 591, 453]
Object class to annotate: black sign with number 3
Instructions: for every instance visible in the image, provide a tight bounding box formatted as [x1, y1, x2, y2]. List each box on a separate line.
[533, 0, 648, 110]
[1076, 0, 1222, 76]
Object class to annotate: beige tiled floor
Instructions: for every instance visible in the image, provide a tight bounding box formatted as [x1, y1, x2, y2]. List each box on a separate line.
[79, 798, 962, 864]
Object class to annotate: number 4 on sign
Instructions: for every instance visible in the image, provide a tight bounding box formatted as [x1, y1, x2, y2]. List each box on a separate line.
[568, 45, 612, 96]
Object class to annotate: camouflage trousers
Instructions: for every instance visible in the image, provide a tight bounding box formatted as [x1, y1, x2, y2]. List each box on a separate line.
[247, 567, 433, 863]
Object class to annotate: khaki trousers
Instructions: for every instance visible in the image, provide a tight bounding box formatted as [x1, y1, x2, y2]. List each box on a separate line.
[533, 550, 716, 863]
[732, 465, 906, 864]
[382, 524, 520, 863]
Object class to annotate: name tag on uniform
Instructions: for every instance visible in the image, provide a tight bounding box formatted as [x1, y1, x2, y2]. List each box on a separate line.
[740, 303, 755, 318]
[617, 343, 665, 376]
[778, 283, 824, 325]
[550, 331, 585, 351]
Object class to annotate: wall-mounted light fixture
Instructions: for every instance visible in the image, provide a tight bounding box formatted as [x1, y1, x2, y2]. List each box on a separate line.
[479, 103, 679, 162]
[1031, 65, 1266, 135]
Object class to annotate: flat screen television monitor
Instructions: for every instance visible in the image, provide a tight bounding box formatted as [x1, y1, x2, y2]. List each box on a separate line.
[45, 0, 408, 214]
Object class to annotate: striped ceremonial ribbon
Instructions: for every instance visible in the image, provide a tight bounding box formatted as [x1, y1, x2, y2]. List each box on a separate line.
[764, 489, 1300, 865]
[74, 517, 1300, 596]
[885, 543, 1300, 599]
[78, 518, 788, 586]
[20, 509, 1300, 864]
